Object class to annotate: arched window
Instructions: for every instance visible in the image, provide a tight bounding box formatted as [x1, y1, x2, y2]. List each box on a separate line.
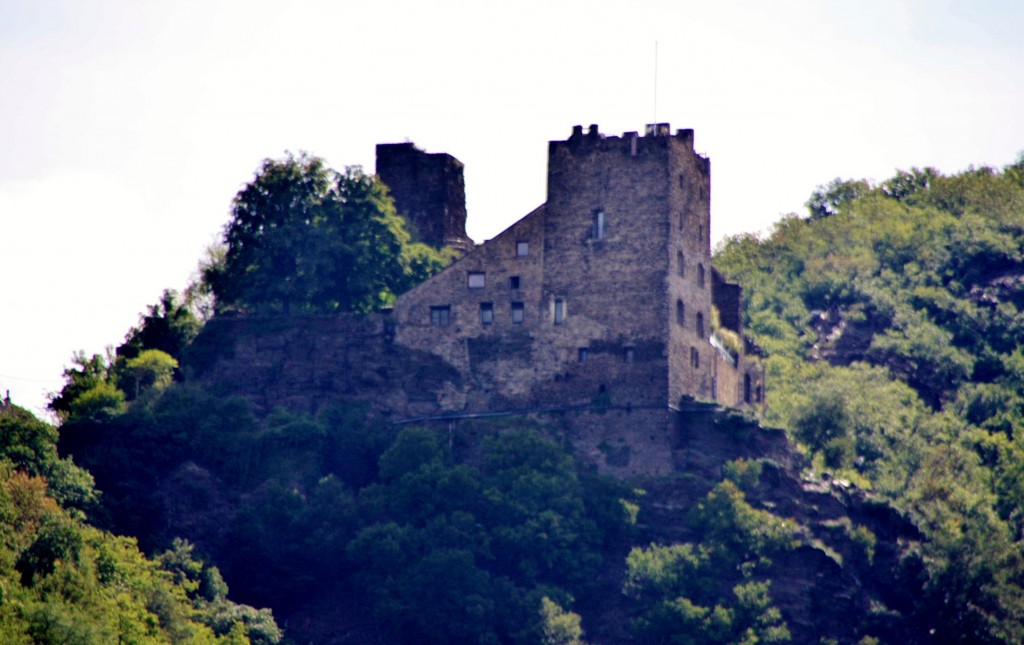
[677, 250, 685, 277]
[676, 299, 685, 327]
[697, 263, 705, 287]
[696, 312, 705, 338]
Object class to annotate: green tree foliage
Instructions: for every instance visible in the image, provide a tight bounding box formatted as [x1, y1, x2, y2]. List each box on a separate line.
[205, 153, 448, 314]
[0, 405, 97, 512]
[124, 349, 179, 398]
[48, 351, 115, 421]
[117, 289, 201, 363]
[349, 427, 630, 644]
[60, 384, 634, 644]
[714, 157, 1024, 642]
[624, 473, 794, 645]
[540, 596, 588, 645]
[0, 405, 280, 644]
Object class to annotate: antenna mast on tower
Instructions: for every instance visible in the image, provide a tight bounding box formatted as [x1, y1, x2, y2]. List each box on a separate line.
[653, 41, 659, 123]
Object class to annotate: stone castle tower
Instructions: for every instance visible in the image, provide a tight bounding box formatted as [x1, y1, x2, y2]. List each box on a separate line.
[389, 124, 763, 414]
[376, 143, 473, 254]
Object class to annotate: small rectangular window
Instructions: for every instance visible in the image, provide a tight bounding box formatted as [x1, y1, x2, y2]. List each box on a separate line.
[510, 276, 520, 290]
[480, 302, 493, 325]
[516, 241, 529, 256]
[468, 272, 485, 289]
[430, 306, 450, 327]
[511, 302, 524, 324]
[592, 209, 605, 240]
[554, 299, 565, 325]
[578, 347, 589, 363]
[624, 348, 635, 363]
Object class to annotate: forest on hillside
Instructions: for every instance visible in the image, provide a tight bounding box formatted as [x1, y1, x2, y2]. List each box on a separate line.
[4, 151, 1024, 643]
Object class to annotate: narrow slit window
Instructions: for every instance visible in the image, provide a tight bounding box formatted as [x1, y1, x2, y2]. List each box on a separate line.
[511, 302, 524, 324]
[592, 209, 605, 240]
[516, 241, 529, 257]
[697, 264, 705, 288]
[744, 374, 752, 404]
[578, 347, 589, 363]
[480, 302, 493, 326]
[468, 272, 485, 289]
[690, 347, 700, 368]
[696, 312, 705, 338]
[554, 299, 565, 325]
[676, 299, 685, 327]
[430, 306, 450, 327]
[677, 250, 685, 277]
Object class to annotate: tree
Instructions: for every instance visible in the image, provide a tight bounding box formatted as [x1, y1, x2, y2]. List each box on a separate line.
[124, 349, 178, 397]
[806, 178, 871, 219]
[116, 289, 200, 363]
[48, 351, 113, 421]
[205, 153, 447, 314]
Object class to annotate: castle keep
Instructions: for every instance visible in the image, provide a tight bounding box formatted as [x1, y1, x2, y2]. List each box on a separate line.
[391, 123, 763, 415]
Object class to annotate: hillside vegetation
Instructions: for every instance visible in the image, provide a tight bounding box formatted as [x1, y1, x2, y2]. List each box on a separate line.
[715, 156, 1024, 642]
[0, 403, 281, 643]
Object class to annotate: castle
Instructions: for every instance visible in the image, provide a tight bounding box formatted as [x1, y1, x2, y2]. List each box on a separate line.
[387, 123, 764, 416]
[191, 123, 765, 476]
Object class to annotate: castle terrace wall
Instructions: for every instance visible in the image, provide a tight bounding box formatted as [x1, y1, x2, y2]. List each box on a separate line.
[184, 313, 464, 419]
[186, 313, 676, 476]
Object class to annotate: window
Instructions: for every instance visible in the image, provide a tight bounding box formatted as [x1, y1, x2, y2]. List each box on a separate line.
[430, 306, 450, 327]
[676, 299, 685, 327]
[677, 250, 685, 277]
[468, 272, 485, 289]
[592, 209, 605, 240]
[624, 348, 635, 363]
[510, 276, 520, 290]
[696, 312, 705, 338]
[554, 298, 565, 325]
[516, 241, 529, 257]
[744, 374, 752, 404]
[511, 302, 524, 324]
[578, 347, 589, 363]
[480, 302, 493, 325]
[690, 347, 700, 368]
[697, 264, 705, 287]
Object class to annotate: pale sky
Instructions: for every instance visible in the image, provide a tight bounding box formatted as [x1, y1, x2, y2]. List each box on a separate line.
[2, 0, 1022, 417]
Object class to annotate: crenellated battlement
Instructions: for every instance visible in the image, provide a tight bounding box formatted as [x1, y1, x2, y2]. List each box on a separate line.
[553, 123, 705, 173]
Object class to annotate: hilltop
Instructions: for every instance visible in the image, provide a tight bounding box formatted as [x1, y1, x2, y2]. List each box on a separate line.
[32, 134, 1024, 643]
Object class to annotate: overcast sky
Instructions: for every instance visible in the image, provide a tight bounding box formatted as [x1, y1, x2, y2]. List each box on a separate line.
[2, 0, 1023, 417]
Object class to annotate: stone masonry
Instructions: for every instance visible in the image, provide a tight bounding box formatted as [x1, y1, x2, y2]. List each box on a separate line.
[376, 142, 473, 254]
[391, 123, 764, 417]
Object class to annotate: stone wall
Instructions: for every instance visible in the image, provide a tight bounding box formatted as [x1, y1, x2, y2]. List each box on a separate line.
[185, 313, 462, 419]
